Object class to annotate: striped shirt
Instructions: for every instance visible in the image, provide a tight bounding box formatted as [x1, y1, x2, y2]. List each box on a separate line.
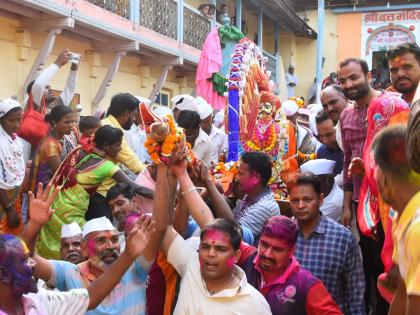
[295, 215, 365, 315]
[234, 188, 280, 244]
[340, 103, 368, 201]
[49, 257, 152, 315]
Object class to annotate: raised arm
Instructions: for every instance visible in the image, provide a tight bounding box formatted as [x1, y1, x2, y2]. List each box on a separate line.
[21, 183, 58, 281]
[112, 170, 154, 199]
[199, 161, 234, 222]
[58, 62, 78, 106]
[31, 50, 70, 106]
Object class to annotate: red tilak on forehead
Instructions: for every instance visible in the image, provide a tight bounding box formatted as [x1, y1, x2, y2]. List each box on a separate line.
[203, 229, 227, 243]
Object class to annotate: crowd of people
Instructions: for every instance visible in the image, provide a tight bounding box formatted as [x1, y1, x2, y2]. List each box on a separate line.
[0, 41, 419, 315]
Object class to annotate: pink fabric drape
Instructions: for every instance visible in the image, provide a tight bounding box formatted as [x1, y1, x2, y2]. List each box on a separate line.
[195, 28, 226, 110]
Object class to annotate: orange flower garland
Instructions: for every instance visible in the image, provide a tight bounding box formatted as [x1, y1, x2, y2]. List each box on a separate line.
[144, 115, 185, 164]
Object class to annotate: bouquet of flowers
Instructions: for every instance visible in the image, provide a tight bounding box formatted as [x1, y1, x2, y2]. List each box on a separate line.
[139, 103, 192, 165]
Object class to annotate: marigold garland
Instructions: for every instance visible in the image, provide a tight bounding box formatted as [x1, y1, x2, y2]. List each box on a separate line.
[144, 115, 185, 165]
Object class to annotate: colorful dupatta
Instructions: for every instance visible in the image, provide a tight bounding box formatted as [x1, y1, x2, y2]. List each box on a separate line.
[357, 92, 409, 237]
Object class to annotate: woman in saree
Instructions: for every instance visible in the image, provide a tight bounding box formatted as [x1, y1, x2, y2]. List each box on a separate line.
[36, 125, 154, 259]
[30, 105, 77, 191]
[0, 98, 25, 234]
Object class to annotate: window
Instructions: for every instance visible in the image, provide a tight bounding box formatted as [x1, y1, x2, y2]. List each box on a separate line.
[154, 90, 170, 107]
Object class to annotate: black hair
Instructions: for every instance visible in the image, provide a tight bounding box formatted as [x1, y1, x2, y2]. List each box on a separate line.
[94, 125, 123, 149]
[44, 105, 73, 125]
[372, 125, 412, 180]
[200, 218, 242, 251]
[287, 172, 322, 195]
[339, 58, 370, 75]
[106, 183, 134, 203]
[315, 110, 332, 125]
[241, 152, 273, 186]
[177, 110, 201, 130]
[27, 80, 35, 95]
[386, 42, 420, 64]
[79, 116, 101, 132]
[106, 93, 139, 118]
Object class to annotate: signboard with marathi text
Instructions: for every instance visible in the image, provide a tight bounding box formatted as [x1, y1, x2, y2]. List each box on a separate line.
[361, 9, 419, 69]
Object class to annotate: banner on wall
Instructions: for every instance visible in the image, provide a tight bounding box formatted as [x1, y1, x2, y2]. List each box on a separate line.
[361, 9, 419, 69]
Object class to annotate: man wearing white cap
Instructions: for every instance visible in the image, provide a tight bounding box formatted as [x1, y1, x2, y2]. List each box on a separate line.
[197, 97, 227, 163]
[300, 159, 344, 222]
[282, 99, 315, 154]
[60, 222, 85, 265]
[25, 181, 169, 315]
[171, 94, 200, 121]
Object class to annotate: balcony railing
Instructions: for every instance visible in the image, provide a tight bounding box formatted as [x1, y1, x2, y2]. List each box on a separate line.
[139, 0, 177, 40]
[183, 4, 212, 50]
[85, 0, 130, 18]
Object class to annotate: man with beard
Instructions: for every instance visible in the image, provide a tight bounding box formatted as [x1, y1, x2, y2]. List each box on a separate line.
[1, 184, 155, 315]
[387, 42, 420, 105]
[288, 172, 365, 314]
[102, 93, 145, 174]
[60, 222, 86, 265]
[239, 215, 342, 315]
[338, 58, 408, 314]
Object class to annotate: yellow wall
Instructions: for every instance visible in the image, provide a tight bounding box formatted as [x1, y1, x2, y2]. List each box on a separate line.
[337, 12, 363, 62]
[0, 15, 194, 114]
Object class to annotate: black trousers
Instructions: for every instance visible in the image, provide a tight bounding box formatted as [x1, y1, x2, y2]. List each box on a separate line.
[85, 192, 112, 221]
[354, 202, 389, 315]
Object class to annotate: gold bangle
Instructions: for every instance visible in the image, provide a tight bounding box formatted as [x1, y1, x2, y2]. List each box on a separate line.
[180, 186, 197, 196]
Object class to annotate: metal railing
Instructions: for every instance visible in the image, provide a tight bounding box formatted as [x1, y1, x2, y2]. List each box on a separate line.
[85, 0, 130, 18]
[182, 3, 212, 49]
[139, 0, 177, 39]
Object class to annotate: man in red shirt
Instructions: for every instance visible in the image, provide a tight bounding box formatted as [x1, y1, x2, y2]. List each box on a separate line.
[239, 216, 342, 315]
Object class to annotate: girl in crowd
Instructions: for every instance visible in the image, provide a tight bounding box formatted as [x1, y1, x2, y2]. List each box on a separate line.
[0, 99, 24, 234]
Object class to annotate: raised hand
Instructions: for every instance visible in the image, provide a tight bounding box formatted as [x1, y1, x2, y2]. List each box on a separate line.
[55, 49, 71, 67]
[28, 182, 58, 226]
[169, 140, 189, 177]
[124, 214, 156, 259]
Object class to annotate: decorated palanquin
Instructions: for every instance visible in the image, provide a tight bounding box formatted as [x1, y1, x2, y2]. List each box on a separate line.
[223, 38, 300, 200]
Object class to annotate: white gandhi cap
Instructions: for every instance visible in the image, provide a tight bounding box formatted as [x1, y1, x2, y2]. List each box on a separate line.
[300, 159, 336, 175]
[172, 94, 200, 113]
[282, 100, 299, 117]
[196, 97, 213, 120]
[82, 217, 116, 238]
[61, 222, 83, 239]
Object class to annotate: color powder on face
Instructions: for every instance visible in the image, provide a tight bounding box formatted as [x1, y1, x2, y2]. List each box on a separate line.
[203, 229, 228, 243]
[226, 256, 235, 268]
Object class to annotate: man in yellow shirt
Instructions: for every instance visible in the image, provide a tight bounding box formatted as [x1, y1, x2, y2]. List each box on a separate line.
[102, 93, 145, 174]
[373, 125, 420, 315]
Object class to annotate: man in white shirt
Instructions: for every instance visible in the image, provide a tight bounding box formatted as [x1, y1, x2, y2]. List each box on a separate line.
[1, 185, 155, 315]
[177, 109, 213, 166]
[197, 97, 227, 163]
[300, 159, 344, 222]
[153, 161, 272, 315]
[285, 65, 298, 97]
[27, 49, 78, 111]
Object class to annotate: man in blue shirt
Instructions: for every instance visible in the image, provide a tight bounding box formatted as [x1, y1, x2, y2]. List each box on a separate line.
[315, 111, 343, 176]
[288, 172, 365, 315]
